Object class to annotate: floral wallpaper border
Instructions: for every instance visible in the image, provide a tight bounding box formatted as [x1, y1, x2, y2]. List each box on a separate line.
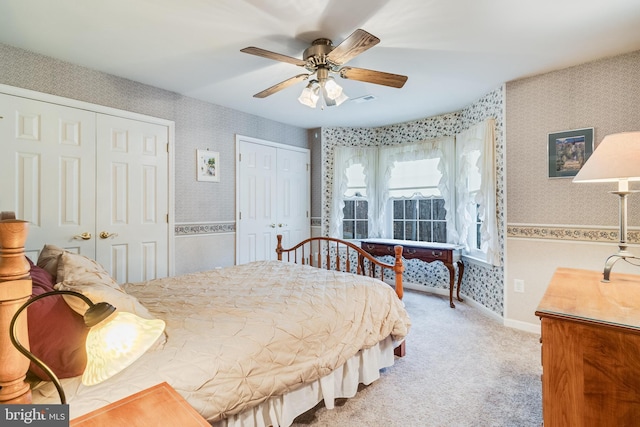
[175, 222, 235, 236]
[507, 224, 640, 243]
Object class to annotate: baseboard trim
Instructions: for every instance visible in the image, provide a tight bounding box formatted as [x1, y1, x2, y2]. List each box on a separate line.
[504, 318, 541, 335]
[405, 282, 541, 334]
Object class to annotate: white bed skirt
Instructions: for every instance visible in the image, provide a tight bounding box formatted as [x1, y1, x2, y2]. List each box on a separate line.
[216, 336, 396, 427]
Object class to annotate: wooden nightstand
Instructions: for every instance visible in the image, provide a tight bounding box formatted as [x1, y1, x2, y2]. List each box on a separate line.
[70, 382, 209, 426]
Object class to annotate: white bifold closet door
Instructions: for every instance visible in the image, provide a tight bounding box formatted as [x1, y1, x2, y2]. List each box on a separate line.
[236, 136, 310, 264]
[0, 92, 169, 283]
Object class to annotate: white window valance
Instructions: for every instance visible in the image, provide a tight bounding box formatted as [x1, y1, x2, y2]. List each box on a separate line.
[330, 137, 454, 239]
[455, 118, 500, 266]
[378, 137, 455, 240]
[330, 146, 378, 237]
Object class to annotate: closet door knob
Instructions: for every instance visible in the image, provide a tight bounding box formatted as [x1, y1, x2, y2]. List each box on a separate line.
[99, 231, 118, 239]
[73, 232, 92, 240]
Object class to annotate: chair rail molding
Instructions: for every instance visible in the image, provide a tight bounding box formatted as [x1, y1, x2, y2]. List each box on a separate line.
[507, 224, 640, 244]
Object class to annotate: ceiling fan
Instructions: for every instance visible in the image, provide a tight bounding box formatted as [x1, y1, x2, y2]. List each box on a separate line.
[240, 29, 408, 108]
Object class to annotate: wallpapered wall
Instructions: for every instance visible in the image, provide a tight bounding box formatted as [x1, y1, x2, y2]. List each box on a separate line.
[0, 43, 309, 226]
[507, 50, 640, 228]
[320, 86, 506, 316]
[0, 43, 309, 273]
[505, 50, 640, 329]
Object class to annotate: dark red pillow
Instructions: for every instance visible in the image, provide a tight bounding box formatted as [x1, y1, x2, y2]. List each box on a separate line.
[26, 257, 89, 380]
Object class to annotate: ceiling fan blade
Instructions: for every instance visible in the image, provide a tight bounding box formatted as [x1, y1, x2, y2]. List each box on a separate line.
[339, 67, 408, 88]
[240, 47, 306, 67]
[327, 29, 380, 66]
[253, 74, 309, 98]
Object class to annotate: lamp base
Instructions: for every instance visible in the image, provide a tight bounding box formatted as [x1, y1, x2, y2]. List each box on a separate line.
[602, 250, 640, 282]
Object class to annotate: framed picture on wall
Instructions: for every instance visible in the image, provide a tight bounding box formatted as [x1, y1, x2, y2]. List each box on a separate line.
[196, 149, 220, 182]
[547, 128, 594, 178]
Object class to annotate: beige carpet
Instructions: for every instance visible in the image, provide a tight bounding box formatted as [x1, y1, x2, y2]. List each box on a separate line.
[291, 289, 543, 427]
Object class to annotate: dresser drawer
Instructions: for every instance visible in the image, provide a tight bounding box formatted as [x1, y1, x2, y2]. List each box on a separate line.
[361, 242, 455, 263]
[361, 242, 396, 257]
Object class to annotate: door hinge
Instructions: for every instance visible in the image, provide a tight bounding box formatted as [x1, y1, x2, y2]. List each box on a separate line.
[166, 143, 169, 153]
[306, 163, 309, 171]
[239, 212, 242, 220]
[307, 211, 309, 218]
[166, 214, 169, 223]
[239, 153, 242, 162]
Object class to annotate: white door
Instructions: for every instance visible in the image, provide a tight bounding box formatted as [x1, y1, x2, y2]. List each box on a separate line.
[237, 140, 278, 264]
[95, 115, 169, 283]
[236, 137, 310, 264]
[0, 93, 170, 282]
[276, 148, 310, 249]
[0, 93, 97, 257]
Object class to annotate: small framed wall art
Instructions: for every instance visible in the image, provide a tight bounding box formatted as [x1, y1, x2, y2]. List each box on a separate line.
[547, 127, 594, 178]
[196, 149, 220, 182]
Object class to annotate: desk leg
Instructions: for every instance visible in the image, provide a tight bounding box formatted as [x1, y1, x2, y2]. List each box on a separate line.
[456, 260, 464, 303]
[446, 263, 456, 308]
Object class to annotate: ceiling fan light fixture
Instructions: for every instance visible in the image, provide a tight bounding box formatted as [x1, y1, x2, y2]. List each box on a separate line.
[241, 29, 408, 105]
[298, 83, 319, 108]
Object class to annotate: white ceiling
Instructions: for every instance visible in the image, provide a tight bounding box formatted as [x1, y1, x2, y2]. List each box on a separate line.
[1, 0, 640, 129]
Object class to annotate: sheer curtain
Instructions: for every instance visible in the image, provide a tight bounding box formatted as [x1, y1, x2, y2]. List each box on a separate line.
[329, 146, 378, 238]
[377, 137, 456, 240]
[455, 118, 500, 266]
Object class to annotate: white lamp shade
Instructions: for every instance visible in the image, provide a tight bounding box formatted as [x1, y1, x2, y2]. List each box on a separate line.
[82, 312, 165, 386]
[323, 78, 343, 100]
[573, 131, 640, 183]
[334, 91, 349, 106]
[298, 85, 319, 108]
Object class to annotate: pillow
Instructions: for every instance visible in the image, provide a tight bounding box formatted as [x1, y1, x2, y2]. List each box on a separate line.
[54, 251, 156, 320]
[26, 258, 89, 380]
[36, 244, 66, 279]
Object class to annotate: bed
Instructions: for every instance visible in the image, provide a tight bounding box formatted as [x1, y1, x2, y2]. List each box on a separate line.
[0, 221, 410, 426]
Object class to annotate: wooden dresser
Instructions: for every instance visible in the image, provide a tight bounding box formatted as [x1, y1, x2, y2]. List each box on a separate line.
[360, 238, 464, 307]
[535, 268, 640, 426]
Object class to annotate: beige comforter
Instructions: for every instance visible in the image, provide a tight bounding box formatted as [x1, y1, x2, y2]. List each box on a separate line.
[37, 260, 411, 422]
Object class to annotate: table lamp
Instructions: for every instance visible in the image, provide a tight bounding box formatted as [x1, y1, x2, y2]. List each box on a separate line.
[573, 131, 640, 281]
[10, 290, 165, 404]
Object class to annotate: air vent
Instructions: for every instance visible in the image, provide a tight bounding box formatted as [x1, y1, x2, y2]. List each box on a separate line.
[352, 95, 377, 103]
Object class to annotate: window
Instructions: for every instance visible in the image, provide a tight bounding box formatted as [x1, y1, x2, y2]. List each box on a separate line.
[464, 150, 483, 254]
[331, 120, 498, 265]
[331, 137, 463, 247]
[387, 157, 446, 242]
[392, 198, 446, 242]
[342, 163, 368, 239]
[343, 199, 368, 239]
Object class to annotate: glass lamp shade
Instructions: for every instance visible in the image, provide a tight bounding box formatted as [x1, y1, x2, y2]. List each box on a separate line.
[323, 78, 343, 100]
[82, 312, 165, 386]
[298, 85, 319, 108]
[334, 91, 349, 106]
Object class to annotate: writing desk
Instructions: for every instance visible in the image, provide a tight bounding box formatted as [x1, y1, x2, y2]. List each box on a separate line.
[360, 239, 464, 308]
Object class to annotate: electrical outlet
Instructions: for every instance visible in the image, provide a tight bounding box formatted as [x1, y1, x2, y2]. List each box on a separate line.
[514, 279, 525, 293]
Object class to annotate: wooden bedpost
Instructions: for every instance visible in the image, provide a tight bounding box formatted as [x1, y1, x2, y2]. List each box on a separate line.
[275, 234, 283, 261]
[393, 245, 404, 300]
[393, 245, 406, 357]
[0, 217, 33, 403]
